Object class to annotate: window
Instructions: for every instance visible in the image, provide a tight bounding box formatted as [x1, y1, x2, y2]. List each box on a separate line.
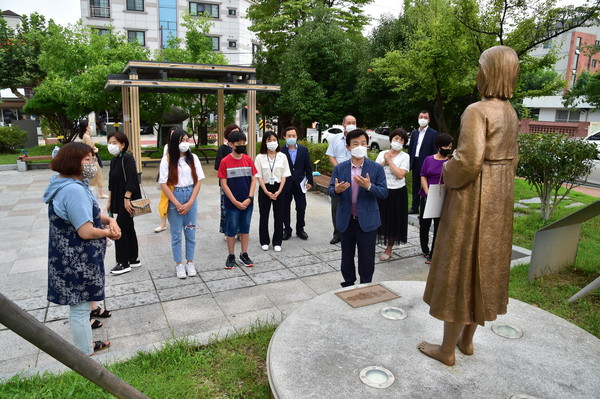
[207, 36, 219, 51]
[127, 30, 145, 46]
[228, 8, 237, 16]
[576, 37, 582, 50]
[228, 40, 237, 48]
[190, 2, 219, 18]
[593, 60, 597, 68]
[90, 0, 110, 18]
[126, 0, 144, 11]
[573, 53, 580, 69]
[555, 110, 580, 122]
[94, 28, 109, 35]
[543, 39, 552, 49]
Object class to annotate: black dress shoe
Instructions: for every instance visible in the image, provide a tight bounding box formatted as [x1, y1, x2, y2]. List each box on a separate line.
[408, 208, 419, 214]
[296, 230, 308, 240]
[282, 231, 291, 240]
[330, 236, 341, 244]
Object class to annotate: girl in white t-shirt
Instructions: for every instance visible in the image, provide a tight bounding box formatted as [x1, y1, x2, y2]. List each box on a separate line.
[254, 131, 291, 252]
[375, 129, 411, 261]
[159, 129, 205, 278]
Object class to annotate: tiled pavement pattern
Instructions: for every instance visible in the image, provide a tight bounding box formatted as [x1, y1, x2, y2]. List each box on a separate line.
[0, 165, 431, 379]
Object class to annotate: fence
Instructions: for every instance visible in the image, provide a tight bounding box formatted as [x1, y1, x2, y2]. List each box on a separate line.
[519, 119, 590, 138]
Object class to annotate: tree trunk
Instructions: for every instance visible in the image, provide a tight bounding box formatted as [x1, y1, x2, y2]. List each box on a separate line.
[433, 97, 448, 134]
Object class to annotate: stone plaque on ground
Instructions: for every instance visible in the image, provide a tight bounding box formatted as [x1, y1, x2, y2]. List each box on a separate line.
[335, 284, 399, 308]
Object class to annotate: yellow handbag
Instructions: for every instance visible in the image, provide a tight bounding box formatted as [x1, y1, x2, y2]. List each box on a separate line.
[158, 184, 173, 217]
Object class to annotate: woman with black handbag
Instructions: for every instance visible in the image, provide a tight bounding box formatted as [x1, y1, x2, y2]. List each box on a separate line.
[107, 131, 142, 276]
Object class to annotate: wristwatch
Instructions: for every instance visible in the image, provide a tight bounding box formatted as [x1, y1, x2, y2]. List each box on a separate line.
[247, 196, 254, 202]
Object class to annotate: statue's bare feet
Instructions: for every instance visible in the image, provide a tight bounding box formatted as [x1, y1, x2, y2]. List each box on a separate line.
[418, 341, 455, 366]
[457, 338, 474, 355]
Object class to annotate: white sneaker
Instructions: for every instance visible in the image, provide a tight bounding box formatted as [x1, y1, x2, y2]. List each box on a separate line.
[261, 245, 269, 251]
[274, 245, 282, 252]
[185, 262, 197, 277]
[154, 226, 167, 233]
[176, 264, 186, 279]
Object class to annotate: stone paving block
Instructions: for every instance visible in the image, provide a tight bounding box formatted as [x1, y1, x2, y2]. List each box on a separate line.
[240, 259, 286, 275]
[46, 305, 69, 322]
[300, 272, 341, 295]
[26, 309, 46, 323]
[0, 354, 38, 378]
[199, 267, 246, 282]
[258, 279, 318, 306]
[1, 271, 47, 299]
[520, 197, 542, 204]
[270, 246, 311, 259]
[104, 303, 168, 340]
[326, 261, 341, 271]
[149, 268, 176, 280]
[103, 269, 152, 286]
[315, 251, 342, 262]
[205, 275, 255, 293]
[280, 254, 323, 268]
[212, 285, 275, 315]
[157, 281, 210, 302]
[162, 295, 225, 326]
[9, 257, 47, 274]
[395, 246, 423, 258]
[291, 263, 335, 278]
[0, 329, 39, 361]
[153, 276, 199, 290]
[250, 269, 297, 285]
[105, 291, 160, 311]
[104, 280, 155, 297]
[12, 296, 47, 311]
[0, 248, 19, 264]
[227, 306, 283, 331]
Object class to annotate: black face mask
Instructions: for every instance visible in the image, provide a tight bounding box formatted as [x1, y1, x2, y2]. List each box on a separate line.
[234, 145, 247, 154]
[439, 148, 452, 157]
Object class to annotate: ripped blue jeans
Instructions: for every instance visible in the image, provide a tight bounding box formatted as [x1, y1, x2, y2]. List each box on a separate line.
[168, 185, 198, 263]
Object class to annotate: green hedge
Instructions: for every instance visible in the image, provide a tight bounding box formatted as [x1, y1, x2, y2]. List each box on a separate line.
[0, 125, 27, 153]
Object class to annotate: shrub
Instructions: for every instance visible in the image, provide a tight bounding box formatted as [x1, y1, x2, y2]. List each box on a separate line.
[517, 132, 597, 220]
[0, 125, 27, 153]
[303, 141, 333, 175]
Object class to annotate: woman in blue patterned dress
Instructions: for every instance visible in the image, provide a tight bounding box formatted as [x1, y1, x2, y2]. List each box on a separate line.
[43, 143, 121, 356]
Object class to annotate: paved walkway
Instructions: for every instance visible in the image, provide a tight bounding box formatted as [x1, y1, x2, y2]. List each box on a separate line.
[0, 165, 431, 379]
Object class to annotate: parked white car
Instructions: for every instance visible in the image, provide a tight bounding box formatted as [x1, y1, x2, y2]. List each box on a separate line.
[585, 159, 600, 187]
[306, 125, 344, 143]
[585, 131, 600, 159]
[368, 127, 391, 151]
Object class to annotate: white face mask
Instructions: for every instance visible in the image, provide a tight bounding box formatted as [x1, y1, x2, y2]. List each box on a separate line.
[391, 141, 403, 151]
[179, 142, 190, 153]
[418, 118, 429, 127]
[266, 141, 278, 151]
[351, 145, 367, 159]
[345, 124, 357, 133]
[107, 144, 121, 155]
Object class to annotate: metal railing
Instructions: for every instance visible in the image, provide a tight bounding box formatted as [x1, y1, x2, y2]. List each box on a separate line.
[90, 6, 110, 18]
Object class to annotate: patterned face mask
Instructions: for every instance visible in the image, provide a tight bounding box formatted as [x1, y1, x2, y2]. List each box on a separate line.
[82, 163, 98, 180]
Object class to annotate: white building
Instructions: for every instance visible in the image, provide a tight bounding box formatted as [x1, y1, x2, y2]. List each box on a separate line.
[79, 0, 258, 66]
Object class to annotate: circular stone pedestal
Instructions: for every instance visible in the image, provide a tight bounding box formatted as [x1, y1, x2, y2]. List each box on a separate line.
[267, 281, 600, 398]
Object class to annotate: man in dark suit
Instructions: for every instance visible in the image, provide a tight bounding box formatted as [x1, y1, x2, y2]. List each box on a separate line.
[408, 110, 439, 214]
[281, 126, 313, 240]
[328, 129, 388, 287]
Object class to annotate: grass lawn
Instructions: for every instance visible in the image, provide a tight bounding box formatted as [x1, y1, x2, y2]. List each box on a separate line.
[0, 173, 597, 397]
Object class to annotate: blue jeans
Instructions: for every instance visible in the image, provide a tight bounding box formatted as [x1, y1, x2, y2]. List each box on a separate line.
[168, 185, 198, 263]
[69, 301, 93, 355]
[225, 205, 253, 236]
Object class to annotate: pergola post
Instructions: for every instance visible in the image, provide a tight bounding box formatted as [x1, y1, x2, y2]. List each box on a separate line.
[121, 86, 130, 138]
[217, 89, 225, 146]
[247, 77, 257, 160]
[128, 70, 142, 173]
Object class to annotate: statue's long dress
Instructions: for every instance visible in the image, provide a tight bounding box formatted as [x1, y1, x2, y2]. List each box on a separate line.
[423, 98, 519, 326]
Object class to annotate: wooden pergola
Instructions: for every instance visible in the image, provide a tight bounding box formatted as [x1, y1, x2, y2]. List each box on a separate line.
[104, 60, 280, 172]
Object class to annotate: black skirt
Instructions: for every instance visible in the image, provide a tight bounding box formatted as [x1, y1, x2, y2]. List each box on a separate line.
[377, 186, 408, 245]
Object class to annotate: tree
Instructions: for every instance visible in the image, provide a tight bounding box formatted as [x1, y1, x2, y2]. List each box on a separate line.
[371, 0, 481, 133]
[517, 133, 597, 220]
[276, 9, 367, 128]
[0, 12, 50, 99]
[23, 23, 149, 141]
[562, 70, 600, 110]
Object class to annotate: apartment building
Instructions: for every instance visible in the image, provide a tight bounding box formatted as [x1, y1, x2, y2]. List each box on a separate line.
[80, 0, 258, 65]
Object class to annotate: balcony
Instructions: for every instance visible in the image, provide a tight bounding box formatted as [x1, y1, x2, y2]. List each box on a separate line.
[90, 6, 110, 18]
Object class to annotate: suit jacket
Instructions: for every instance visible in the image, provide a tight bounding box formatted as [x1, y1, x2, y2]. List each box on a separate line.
[408, 127, 439, 169]
[328, 158, 388, 233]
[281, 144, 313, 190]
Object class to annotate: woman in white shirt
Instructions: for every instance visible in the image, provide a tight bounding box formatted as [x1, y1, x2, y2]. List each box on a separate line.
[159, 129, 205, 278]
[255, 131, 291, 252]
[375, 129, 411, 261]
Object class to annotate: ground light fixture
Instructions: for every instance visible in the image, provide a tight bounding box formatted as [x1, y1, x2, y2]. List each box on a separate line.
[359, 366, 395, 389]
[492, 324, 523, 339]
[380, 306, 407, 320]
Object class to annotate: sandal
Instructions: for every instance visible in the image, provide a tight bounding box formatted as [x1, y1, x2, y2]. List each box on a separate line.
[92, 340, 110, 353]
[90, 319, 103, 329]
[90, 306, 111, 319]
[425, 257, 432, 264]
[379, 253, 391, 261]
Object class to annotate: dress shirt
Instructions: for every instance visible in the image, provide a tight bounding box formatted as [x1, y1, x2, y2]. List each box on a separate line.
[255, 153, 291, 183]
[326, 133, 351, 163]
[415, 126, 428, 158]
[350, 160, 364, 216]
[287, 145, 298, 164]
